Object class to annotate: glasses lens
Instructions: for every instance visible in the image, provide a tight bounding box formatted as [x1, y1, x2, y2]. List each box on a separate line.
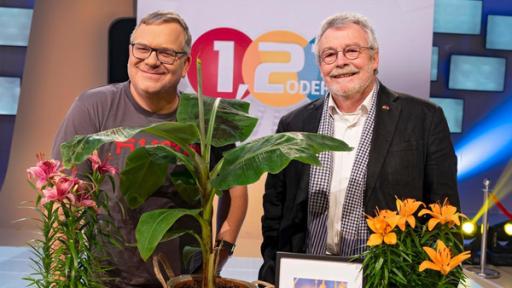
[132, 44, 151, 59]
[321, 49, 338, 64]
[343, 46, 361, 60]
[157, 50, 178, 64]
[132, 43, 182, 64]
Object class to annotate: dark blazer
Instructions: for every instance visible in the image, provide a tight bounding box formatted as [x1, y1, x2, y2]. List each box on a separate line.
[259, 83, 459, 283]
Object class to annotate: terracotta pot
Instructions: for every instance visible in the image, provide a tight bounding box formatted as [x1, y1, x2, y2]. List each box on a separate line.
[167, 275, 274, 288]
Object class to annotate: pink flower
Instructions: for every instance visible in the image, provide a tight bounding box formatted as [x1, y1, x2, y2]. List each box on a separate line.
[27, 155, 62, 189]
[41, 176, 78, 205]
[75, 196, 96, 208]
[88, 151, 118, 175]
[74, 181, 97, 208]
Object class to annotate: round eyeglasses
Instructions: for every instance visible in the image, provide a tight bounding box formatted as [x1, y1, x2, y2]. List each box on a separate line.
[130, 42, 187, 65]
[319, 46, 374, 64]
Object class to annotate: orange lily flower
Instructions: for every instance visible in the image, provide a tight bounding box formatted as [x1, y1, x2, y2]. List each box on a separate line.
[367, 209, 400, 246]
[396, 198, 424, 231]
[418, 199, 464, 231]
[419, 240, 471, 275]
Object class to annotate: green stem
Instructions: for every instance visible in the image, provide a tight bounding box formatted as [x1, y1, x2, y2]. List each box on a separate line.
[194, 212, 214, 288]
[195, 58, 220, 288]
[386, 246, 390, 287]
[209, 158, 224, 180]
[196, 59, 206, 154]
[205, 98, 221, 171]
[205, 185, 219, 288]
[65, 204, 79, 286]
[203, 187, 218, 239]
[43, 202, 58, 286]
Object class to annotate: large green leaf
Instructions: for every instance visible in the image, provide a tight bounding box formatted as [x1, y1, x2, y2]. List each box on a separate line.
[161, 229, 199, 243]
[121, 145, 181, 208]
[136, 209, 201, 261]
[211, 132, 352, 190]
[177, 93, 258, 147]
[60, 122, 199, 168]
[171, 170, 201, 206]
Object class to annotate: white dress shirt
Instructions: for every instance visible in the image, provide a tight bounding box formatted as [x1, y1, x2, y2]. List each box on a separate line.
[325, 86, 376, 255]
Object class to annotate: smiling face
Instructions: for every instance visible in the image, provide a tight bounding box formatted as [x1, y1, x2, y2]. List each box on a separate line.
[128, 22, 190, 101]
[317, 23, 379, 102]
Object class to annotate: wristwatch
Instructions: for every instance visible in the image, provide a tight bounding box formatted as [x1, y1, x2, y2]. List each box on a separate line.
[215, 239, 236, 256]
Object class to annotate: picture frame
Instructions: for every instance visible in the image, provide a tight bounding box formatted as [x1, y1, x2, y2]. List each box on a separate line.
[276, 252, 363, 288]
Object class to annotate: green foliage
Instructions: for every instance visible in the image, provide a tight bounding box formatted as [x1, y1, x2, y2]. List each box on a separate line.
[177, 93, 257, 147]
[24, 201, 60, 288]
[121, 145, 177, 208]
[60, 122, 199, 168]
[136, 208, 201, 261]
[212, 132, 352, 190]
[171, 170, 201, 206]
[25, 172, 113, 287]
[361, 203, 467, 288]
[60, 62, 351, 287]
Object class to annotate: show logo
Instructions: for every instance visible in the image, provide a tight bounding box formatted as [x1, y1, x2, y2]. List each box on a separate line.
[186, 27, 326, 108]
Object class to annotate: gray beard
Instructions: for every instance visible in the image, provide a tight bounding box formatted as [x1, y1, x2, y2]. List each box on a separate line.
[326, 76, 373, 101]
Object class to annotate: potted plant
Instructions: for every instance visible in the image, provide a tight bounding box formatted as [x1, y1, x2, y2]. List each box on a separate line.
[361, 198, 471, 288]
[24, 152, 118, 287]
[58, 61, 351, 288]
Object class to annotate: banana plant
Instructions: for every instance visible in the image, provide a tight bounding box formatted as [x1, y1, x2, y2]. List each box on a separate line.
[60, 61, 352, 288]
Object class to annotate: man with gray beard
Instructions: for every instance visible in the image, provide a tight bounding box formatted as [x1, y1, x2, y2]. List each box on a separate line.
[259, 12, 459, 284]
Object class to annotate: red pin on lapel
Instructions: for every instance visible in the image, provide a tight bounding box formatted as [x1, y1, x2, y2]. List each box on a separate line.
[381, 105, 390, 110]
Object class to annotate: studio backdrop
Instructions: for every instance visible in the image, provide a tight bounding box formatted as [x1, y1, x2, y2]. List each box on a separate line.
[138, 0, 434, 139]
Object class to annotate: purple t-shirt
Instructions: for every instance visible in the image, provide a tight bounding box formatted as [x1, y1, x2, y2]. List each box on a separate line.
[52, 82, 202, 287]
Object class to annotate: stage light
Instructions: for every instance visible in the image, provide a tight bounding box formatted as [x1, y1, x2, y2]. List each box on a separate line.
[504, 222, 512, 236]
[488, 221, 512, 266]
[462, 221, 477, 237]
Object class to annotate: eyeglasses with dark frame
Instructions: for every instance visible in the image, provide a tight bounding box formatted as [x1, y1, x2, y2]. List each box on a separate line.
[130, 42, 188, 65]
[319, 46, 374, 65]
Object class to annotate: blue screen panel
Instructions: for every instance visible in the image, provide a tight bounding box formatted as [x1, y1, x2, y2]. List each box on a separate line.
[434, 0, 482, 34]
[0, 7, 33, 46]
[0, 77, 20, 115]
[449, 55, 505, 91]
[0, 0, 35, 9]
[430, 97, 464, 133]
[486, 15, 512, 50]
[431, 47, 439, 81]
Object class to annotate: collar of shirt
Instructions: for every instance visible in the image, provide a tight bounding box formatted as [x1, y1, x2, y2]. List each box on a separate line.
[327, 84, 376, 118]
[327, 84, 376, 129]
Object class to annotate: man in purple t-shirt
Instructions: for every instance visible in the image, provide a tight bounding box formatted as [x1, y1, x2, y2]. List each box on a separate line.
[52, 11, 248, 288]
